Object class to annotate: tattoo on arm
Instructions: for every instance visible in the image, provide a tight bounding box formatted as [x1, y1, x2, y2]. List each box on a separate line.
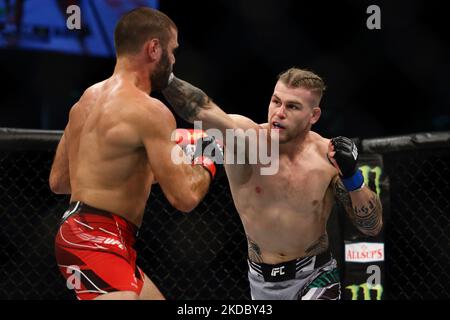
[333, 178, 353, 212]
[162, 76, 211, 122]
[333, 178, 383, 236]
[305, 234, 329, 256]
[246, 235, 263, 263]
[352, 195, 382, 235]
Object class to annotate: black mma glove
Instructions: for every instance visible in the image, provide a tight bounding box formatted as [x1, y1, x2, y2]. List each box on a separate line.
[329, 136, 364, 191]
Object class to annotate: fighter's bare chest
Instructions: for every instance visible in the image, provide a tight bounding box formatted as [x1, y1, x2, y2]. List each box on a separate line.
[251, 158, 333, 203]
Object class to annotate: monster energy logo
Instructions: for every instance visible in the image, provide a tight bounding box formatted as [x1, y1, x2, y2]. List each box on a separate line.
[359, 165, 382, 196]
[346, 283, 383, 300]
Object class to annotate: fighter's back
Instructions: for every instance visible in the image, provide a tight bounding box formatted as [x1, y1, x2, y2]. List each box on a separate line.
[66, 76, 155, 225]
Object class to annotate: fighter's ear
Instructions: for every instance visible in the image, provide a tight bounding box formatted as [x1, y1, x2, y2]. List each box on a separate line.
[145, 38, 161, 61]
[310, 106, 321, 125]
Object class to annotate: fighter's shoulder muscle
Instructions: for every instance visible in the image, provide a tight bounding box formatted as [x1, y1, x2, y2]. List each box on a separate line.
[310, 131, 330, 151]
[67, 81, 105, 118]
[309, 131, 334, 164]
[228, 114, 258, 130]
[310, 131, 339, 181]
[132, 96, 177, 137]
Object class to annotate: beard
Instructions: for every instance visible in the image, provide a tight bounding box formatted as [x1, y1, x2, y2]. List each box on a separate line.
[150, 49, 172, 92]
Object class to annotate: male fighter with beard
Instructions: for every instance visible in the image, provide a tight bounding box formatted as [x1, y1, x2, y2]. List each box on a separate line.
[50, 8, 216, 300]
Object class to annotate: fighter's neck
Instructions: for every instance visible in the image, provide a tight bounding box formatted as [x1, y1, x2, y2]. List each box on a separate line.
[113, 59, 152, 94]
[279, 132, 312, 158]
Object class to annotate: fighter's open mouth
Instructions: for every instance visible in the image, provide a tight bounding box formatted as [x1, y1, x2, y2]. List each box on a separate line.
[272, 122, 285, 129]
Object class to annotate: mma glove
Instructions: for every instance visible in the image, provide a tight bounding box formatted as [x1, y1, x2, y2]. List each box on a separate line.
[330, 136, 364, 192]
[192, 135, 224, 179]
[175, 129, 223, 179]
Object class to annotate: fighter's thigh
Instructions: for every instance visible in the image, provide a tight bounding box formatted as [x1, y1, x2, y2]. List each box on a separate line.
[95, 291, 139, 300]
[56, 246, 141, 300]
[139, 270, 165, 300]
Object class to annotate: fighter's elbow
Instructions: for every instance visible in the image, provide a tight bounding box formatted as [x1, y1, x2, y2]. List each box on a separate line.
[49, 175, 59, 194]
[359, 228, 380, 237]
[359, 219, 383, 237]
[196, 105, 215, 122]
[170, 193, 201, 213]
[49, 174, 70, 195]
[49, 180, 64, 194]
[373, 220, 383, 236]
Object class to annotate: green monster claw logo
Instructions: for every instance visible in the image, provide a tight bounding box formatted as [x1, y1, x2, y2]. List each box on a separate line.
[359, 165, 382, 196]
[346, 164, 384, 300]
[346, 283, 383, 300]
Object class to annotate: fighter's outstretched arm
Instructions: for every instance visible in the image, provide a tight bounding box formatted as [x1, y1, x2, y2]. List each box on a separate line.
[162, 75, 262, 167]
[162, 74, 238, 136]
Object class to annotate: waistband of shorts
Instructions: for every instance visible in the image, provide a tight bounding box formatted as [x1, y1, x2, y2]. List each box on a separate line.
[61, 201, 139, 237]
[248, 249, 332, 281]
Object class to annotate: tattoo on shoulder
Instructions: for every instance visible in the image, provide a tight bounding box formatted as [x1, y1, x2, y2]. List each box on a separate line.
[162, 77, 211, 122]
[305, 234, 329, 256]
[246, 235, 263, 263]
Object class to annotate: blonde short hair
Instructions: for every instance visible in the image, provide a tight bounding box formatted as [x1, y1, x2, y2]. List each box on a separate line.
[278, 67, 326, 99]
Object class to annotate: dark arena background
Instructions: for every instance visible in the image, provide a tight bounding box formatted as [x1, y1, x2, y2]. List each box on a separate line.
[0, 0, 449, 301]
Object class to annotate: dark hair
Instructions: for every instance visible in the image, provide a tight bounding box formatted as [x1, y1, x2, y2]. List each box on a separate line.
[114, 7, 177, 56]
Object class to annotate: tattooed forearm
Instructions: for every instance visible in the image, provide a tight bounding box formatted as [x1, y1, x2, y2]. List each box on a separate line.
[352, 195, 383, 236]
[333, 177, 383, 236]
[162, 76, 211, 122]
[305, 234, 329, 256]
[246, 235, 264, 263]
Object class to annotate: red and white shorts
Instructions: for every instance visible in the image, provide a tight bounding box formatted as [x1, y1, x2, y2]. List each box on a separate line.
[55, 201, 144, 300]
